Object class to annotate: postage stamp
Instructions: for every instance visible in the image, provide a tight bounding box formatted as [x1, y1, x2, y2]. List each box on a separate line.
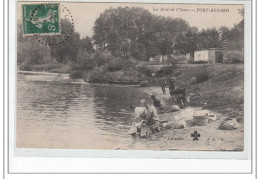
[22, 3, 60, 35]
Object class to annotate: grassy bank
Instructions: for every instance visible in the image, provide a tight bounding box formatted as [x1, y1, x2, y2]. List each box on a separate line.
[143, 64, 244, 119]
[18, 62, 73, 74]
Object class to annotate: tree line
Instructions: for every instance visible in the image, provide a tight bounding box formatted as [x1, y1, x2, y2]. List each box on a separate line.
[17, 6, 244, 68]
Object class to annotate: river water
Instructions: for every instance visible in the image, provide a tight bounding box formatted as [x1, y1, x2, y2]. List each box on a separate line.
[17, 73, 244, 151]
[17, 73, 152, 149]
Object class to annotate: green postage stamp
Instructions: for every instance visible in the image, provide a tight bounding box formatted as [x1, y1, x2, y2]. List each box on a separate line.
[22, 3, 60, 35]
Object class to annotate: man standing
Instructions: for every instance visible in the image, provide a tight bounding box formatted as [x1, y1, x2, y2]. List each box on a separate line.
[169, 77, 176, 96]
[161, 80, 167, 94]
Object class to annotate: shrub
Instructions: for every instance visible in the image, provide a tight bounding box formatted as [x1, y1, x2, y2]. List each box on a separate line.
[137, 65, 153, 76]
[88, 67, 108, 83]
[195, 67, 209, 83]
[156, 66, 174, 77]
[107, 58, 124, 72]
[189, 60, 208, 64]
[19, 62, 33, 71]
[122, 59, 136, 71]
[168, 55, 186, 66]
[93, 50, 113, 67]
[224, 50, 244, 64]
[70, 70, 84, 79]
[76, 50, 95, 70]
[140, 80, 151, 87]
[17, 40, 52, 65]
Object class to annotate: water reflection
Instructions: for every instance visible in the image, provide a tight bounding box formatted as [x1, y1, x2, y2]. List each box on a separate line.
[17, 73, 150, 149]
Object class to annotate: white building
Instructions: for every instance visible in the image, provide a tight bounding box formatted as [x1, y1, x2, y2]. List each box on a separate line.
[194, 48, 223, 64]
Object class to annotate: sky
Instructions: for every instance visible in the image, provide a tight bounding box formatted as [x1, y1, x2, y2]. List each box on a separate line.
[18, 2, 244, 38]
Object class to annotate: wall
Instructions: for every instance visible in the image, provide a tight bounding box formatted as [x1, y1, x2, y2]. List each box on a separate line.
[194, 50, 209, 62]
[208, 50, 216, 64]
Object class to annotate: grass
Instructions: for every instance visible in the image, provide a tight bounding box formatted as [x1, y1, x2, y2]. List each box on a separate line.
[19, 63, 72, 74]
[172, 64, 244, 118]
[143, 63, 244, 119]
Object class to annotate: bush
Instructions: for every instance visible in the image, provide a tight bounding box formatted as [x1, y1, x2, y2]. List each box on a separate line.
[168, 55, 186, 66]
[156, 66, 174, 77]
[19, 62, 68, 72]
[107, 58, 124, 72]
[17, 40, 53, 65]
[93, 50, 113, 67]
[224, 50, 244, 64]
[137, 65, 153, 76]
[70, 70, 84, 79]
[189, 60, 208, 64]
[76, 50, 95, 70]
[195, 67, 210, 83]
[140, 80, 151, 87]
[88, 67, 108, 83]
[19, 62, 33, 71]
[122, 59, 136, 71]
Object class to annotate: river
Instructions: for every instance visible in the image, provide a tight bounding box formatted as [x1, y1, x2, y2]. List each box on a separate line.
[16, 72, 244, 151]
[17, 73, 152, 150]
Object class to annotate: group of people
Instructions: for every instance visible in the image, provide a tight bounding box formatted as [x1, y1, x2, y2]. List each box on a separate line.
[129, 77, 186, 137]
[161, 77, 177, 95]
[130, 93, 180, 137]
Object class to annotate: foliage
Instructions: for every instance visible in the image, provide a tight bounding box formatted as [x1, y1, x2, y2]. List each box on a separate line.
[76, 49, 96, 70]
[195, 66, 210, 83]
[80, 36, 95, 53]
[69, 70, 84, 79]
[197, 28, 221, 49]
[107, 58, 124, 72]
[75, 50, 117, 71]
[189, 60, 208, 64]
[168, 55, 186, 65]
[219, 19, 244, 51]
[17, 39, 53, 65]
[140, 80, 151, 87]
[137, 65, 153, 76]
[93, 50, 115, 67]
[223, 50, 244, 64]
[156, 66, 175, 77]
[88, 66, 109, 83]
[46, 19, 81, 63]
[93, 7, 190, 60]
[174, 27, 199, 58]
[19, 62, 70, 73]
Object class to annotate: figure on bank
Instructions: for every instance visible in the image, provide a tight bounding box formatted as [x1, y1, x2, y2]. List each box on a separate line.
[161, 80, 167, 94]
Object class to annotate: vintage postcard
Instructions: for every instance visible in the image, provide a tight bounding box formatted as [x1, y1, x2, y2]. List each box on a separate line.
[15, 1, 250, 157]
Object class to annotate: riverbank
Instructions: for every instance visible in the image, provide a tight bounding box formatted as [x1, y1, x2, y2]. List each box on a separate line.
[132, 107, 244, 151]
[135, 64, 244, 151]
[142, 64, 244, 119]
[139, 86, 243, 151]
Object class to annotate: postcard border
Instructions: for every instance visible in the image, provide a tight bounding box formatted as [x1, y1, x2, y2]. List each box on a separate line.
[4, 0, 256, 175]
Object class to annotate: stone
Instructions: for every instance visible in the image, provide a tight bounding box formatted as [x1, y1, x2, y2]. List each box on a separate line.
[218, 119, 239, 130]
[164, 119, 186, 129]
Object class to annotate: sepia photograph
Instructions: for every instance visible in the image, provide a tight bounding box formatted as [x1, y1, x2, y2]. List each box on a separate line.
[16, 2, 245, 151]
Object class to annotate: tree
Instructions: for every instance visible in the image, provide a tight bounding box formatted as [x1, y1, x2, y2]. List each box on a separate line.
[197, 28, 221, 49]
[174, 27, 199, 60]
[93, 7, 191, 61]
[80, 36, 95, 53]
[17, 21, 53, 66]
[47, 19, 81, 63]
